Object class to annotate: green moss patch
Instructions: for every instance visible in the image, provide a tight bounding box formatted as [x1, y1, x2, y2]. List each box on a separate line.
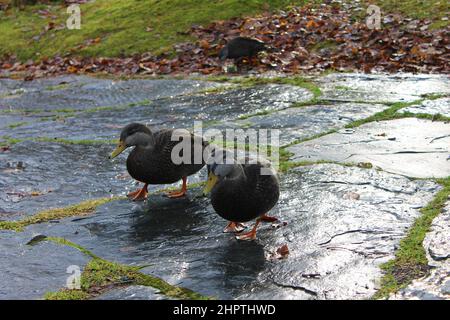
[41, 237, 210, 300]
[0, 135, 117, 147]
[0, 197, 120, 231]
[373, 177, 450, 299]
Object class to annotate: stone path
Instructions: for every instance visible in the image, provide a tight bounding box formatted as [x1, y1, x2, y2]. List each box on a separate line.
[0, 73, 449, 300]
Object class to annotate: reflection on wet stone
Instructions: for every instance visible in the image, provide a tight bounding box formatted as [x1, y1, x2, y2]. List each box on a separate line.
[20, 165, 439, 299]
[1, 74, 449, 300]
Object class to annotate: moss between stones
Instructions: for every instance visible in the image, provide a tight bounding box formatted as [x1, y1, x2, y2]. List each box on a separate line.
[0, 197, 121, 232]
[373, 177, 450, 299]
[0, 135, 117, 147]
[7, 121, 29, 129]
[41, 237, 210, 300]
[345, 96, 450, 129]
[0, 181, 207, 232]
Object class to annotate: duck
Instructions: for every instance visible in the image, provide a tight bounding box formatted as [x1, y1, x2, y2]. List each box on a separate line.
[218, 37, 267, 62]
[203, 151, 280, 241]
[110, 123, 208, 201]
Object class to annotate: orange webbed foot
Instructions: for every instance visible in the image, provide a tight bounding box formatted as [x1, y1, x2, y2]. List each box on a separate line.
[165, 176, 187, 199]
[165, 189, 187, 198]
[223, 222, 246, 233]
[129, 184, 148, 201]
[260, 214, 278, 223]
[235, 219, 261, 241]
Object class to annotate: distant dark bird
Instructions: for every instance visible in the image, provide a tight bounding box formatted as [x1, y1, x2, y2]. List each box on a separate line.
[203, 151, 280, 241]
[218, 37, 267, 61]
[110, 123, 208, 201]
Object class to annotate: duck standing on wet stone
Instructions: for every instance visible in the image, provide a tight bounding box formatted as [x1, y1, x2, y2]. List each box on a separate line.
[110, 123, 208, 201]
[219, 37, 267, 65]
[203, 154, 280, 241]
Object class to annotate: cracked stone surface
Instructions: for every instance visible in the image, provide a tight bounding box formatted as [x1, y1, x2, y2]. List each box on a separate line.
[0, 229, 90, 299]
[288, 118, 450, 178]
[235, 103, 389, 146]
[95, 285, 172, 300]
[317, 73, 450, 103]
[389, 201, 450, 300]
[0, 75, 225, 111]
[18, 164, 439, 299]
[1, 74, 449, 300]
[401, 98, 450, 118]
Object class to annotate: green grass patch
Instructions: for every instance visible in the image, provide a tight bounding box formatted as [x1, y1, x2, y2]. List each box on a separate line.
[40, 237, 210, 300]
[7, 121, 29, 129]
[0, 197, 120, 231]
[373, 176, 450, 299]
[45, 83, 70, 91]
[366, 0, 449, 29]
[0, 135, 117, 147]
[344, 100, 424, 129]
[0, 0, 302, 61]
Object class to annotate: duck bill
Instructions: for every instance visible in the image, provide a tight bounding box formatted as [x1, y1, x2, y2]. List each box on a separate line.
[110, 141, 126, 159]
[203, 173, 218, 195]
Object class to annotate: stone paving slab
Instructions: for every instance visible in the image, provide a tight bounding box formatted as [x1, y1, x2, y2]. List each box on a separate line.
[0, 76, 225, 111]
[401, 98, 450, 118]
[21, 164, 439, 299]
[235, 102, 389, 146]
[94, 285, 172, 300]
[316, 73, 450, 103]
[0, 140, 206, 219]
[1, 74, 449, 300]
[389, 201, 450, 300]
[0, 229, 90, 299]
[0, 84, 312, 143]
[288, 118, 450, 178]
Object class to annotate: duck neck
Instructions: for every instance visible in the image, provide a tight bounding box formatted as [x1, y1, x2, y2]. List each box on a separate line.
[227, 164, 246, 183]
[133, 132, 155, 151]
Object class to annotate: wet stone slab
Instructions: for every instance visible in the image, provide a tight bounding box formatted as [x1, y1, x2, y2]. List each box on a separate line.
[401, 98, 450, 118]
[95, 285, 172, 300]
[288, 118, 450, 178]
[0, 229, 90, 299]
[0, 76, 225, 112]
[0, 83, 312, 142]
[316, 73, 450, 103]
[390, 201, 450, 300]
[22, 164, 439, 300]
[0, 140, 207, 219]
[234, 103, 389, 146]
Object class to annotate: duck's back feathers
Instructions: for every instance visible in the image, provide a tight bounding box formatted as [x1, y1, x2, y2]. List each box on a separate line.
[210, 160, 279, 222]
[127, 129, 207, 185]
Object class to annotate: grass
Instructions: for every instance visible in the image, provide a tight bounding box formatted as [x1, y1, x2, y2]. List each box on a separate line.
[0, 1, 447, 62]
[345, 100, 450, 129]
[0, 0, 302, 62]
[367, 0, 450, 29]
[7, 121, 29, 129]
[0, 197, 120, 231]
[0, 135, 118, 147]
[373, 177, 450, 299]
[38, 237, 210, 300]
[344, 100, 423, 129]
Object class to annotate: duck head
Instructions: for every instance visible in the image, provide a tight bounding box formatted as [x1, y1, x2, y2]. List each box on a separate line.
[203, 162, 243, 195]
[109, 123, 152, 159]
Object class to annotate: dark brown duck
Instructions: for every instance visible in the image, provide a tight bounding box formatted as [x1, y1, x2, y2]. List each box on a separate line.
[204, 154, 280, 241]
[110, 123, 208, 201]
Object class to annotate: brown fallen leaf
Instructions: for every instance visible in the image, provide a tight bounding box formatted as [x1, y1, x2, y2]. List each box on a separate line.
[276, 244, 290, 258]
